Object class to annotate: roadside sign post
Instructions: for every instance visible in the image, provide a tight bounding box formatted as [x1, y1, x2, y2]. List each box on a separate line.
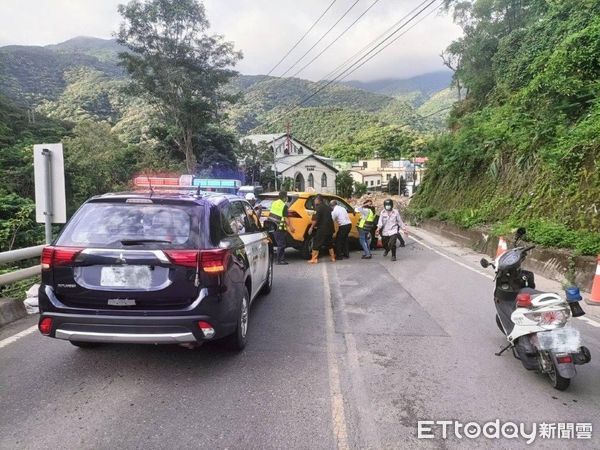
[42, 148, 53, 244]
[34, 144, 66, 244]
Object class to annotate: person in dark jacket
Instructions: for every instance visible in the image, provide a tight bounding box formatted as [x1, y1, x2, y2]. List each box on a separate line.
[307, 195, 335, 264]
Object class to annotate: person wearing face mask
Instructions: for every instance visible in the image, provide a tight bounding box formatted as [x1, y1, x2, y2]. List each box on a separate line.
[376, 199, 407, 261]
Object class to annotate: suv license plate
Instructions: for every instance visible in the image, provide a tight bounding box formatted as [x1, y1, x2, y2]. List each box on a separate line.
[107, 298, 136, 306]
[100, 266, 152, 289]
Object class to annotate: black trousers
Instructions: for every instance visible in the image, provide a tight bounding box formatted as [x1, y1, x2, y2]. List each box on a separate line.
[382, 233, 405, 257]
[335, 224, 351, 257]
[313, 230, 334, 251]
[274, 230, 287, 262]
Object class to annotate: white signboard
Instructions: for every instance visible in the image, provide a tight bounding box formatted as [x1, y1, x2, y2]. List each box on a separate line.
[34, 143, 66, 224]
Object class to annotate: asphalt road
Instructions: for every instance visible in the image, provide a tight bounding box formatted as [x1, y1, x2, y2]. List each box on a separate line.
[1, 229, 599, 449]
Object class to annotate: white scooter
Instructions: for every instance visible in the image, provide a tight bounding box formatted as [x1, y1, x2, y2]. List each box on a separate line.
[480, 228, 591, 390]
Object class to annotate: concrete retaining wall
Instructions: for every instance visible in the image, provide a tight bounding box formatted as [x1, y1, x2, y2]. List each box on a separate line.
[0, 298, 28, 327]
[418, 219, 597, 292]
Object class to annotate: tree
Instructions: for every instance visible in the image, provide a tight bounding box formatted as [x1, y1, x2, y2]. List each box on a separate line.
[63, 121, 134, 211]
[194, 126, 239, 178]
[237, 139, 273, 185]
[388, 175, 399, 194]
[353, 182, 367, 197]
[335, 170, 354, 199]
[117, 0, 242, 173]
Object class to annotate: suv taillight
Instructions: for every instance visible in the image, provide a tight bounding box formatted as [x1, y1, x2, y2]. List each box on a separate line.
[164, 250, 199, 268]
[41, 246, 83, 270]
[200, 249, 229, 274]
[165, 249, 230, 274]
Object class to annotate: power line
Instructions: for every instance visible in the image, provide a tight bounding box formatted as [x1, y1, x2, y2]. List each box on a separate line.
[289, 0, 383, 80]
[266, 0, 439, 128]
[320, 0, 432, 84]
[265, 0, 338, 78]
[369, 6, 443, 95]
[278, 0, 362, 79]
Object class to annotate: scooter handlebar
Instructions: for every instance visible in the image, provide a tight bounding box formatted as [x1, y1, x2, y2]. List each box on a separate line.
[523, 245, 536, 252]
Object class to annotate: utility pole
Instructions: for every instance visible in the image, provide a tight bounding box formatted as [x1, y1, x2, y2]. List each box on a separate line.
[285, 121, 292, 155]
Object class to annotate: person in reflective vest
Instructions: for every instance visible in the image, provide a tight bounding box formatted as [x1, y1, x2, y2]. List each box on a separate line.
[356, 199, 375, 259]
[269, 191, 296, 265]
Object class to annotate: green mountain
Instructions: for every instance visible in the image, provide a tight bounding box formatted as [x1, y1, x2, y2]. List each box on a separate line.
[344, 71, 453, 103]
[45, 36, 126, 63]
[0, 36, 456, 156]
[0, 39, 124, 107]
[226, 75, 434, 136]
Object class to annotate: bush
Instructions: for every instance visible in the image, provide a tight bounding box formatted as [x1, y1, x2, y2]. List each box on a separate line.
[353, 182, 367, 197]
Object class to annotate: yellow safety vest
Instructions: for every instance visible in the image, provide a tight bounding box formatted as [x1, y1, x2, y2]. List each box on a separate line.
[359, 209, 375, 231]
[270, 199, 287, 231]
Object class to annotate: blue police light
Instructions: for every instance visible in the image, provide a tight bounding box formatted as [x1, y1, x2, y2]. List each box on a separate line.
[192, 178, 240, 188]
[565, 286, 583, 303]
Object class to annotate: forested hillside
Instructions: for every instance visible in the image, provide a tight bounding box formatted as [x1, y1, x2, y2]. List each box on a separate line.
[0, 37, 453, 161]
[411, 0, 600, 255]
[0, 40, 124, 106]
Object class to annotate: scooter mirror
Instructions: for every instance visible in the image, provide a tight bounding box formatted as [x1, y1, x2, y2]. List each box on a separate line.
[515, 227, 527, 239]
[480, 258, 490, 268]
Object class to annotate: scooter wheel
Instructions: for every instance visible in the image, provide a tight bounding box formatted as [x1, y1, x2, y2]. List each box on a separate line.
[548, 364, 571, 391]
[495, 315, 505, 335]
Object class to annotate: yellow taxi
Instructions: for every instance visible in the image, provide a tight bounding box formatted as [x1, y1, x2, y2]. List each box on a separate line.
[257, 192, 363, 259]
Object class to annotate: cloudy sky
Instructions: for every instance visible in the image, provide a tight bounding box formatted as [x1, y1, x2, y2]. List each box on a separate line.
[0, 0, 462, 81]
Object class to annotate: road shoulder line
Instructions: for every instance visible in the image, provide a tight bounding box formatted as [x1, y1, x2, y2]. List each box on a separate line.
[0, 324, 37, 349]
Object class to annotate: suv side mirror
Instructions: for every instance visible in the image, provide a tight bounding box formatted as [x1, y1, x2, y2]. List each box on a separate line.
[480, 258, 490, 268]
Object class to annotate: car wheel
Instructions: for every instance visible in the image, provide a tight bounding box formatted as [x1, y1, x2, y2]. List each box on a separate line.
[70, 341, 100, 348]
[226, 287, 250, 351]
[260, 256, 273, 295]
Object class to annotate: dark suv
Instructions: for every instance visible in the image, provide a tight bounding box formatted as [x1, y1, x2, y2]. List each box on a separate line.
[37, 190, 273, 351]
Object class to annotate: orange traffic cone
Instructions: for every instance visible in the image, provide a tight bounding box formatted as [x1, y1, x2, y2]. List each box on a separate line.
[588, 256, 600, 305]
[496, 236, 508, 259]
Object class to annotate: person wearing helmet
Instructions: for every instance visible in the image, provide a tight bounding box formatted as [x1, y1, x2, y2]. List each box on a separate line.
[245, 192, 257, 206]
[376, 199, 407, 261]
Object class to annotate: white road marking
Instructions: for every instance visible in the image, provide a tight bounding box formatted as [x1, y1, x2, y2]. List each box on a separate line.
[0, 325, 37, 349]
[321, 264, 350, 450]
[409, 235, 600, 329]
[409, 235, 494, 280]
[577, 316, 600, 328]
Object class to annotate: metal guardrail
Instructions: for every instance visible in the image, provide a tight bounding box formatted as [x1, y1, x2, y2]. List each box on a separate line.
[0, 245, 44, 286]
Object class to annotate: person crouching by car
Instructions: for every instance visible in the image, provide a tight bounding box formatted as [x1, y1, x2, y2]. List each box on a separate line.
[376, 199, 406, 261]
[330, 200, 351, 259]
[308, 195, 335, 264]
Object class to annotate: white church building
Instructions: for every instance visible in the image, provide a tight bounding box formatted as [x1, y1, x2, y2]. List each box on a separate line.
[242, 133, 338, 194]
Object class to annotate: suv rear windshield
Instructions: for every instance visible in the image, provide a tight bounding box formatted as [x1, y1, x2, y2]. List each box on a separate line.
[56, 202, 201, 249]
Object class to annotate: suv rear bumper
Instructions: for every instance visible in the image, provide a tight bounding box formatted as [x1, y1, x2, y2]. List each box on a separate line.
[39, 312, 236, 344]
[55, 329, 196, 344]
